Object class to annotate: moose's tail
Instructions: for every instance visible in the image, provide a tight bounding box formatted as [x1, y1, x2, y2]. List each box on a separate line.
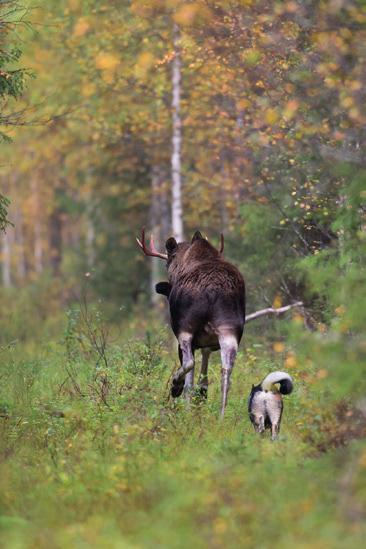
[261, 371, 293, 395]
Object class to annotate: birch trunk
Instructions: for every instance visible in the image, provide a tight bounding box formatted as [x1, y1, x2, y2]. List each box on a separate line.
[86, 212, 95, 269]
[150, 167, 162, 307]
[149, 167, 169, 307]
[1, 229, 12, 287]
[219, 149, 230, 231]
[171, 23, 184, 242]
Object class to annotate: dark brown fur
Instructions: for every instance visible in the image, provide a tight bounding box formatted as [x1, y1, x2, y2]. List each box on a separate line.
[156, 231, 246, 415]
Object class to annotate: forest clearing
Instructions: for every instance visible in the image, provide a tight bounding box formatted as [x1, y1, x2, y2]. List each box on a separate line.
[1, 1, 365, 548]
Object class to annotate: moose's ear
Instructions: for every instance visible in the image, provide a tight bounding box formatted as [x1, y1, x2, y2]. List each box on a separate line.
[155, 281, 171, 297]
[191, 230, 203, 243]
[165, 237, 178, 254]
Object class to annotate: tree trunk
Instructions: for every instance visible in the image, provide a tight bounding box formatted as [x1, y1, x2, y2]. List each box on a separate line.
[219, 149, 230, 231]
[1, 229, 12, 287]
[14, 207, 26, 281]
[86, 210, 95, 269]
[34, 219, 43, 274]
[149, 166, 169, 306]
[31, 179, 43, 274]
[171, 23, 184, 242]
[49, 207, 63, 276]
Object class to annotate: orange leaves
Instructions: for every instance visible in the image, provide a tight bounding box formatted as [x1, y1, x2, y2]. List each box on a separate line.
[95, 52, 120, 83]
[285, 352, 297, 369]
[68, 0, 81, 11]
[81, 81, 96, 98]
[95, 53, 120, 72]
[174, 3, 212, 26]
[283, 99, 299, 121]
[273, 342, 285, 353]
[73, 18, 90, 38]
[135, 51, 155, 80]
[335, 305, 346, 316]
[236, 98, 250, 110]
[130, 0, 164, 17]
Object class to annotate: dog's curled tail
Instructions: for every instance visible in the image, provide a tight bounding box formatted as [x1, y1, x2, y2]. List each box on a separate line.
[261, 371, 293, 394]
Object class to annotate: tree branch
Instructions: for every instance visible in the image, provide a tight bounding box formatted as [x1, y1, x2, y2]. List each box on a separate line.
[245, 301, 303, 323]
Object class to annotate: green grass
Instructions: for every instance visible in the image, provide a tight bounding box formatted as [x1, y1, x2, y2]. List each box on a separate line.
[0, 330, 365, 549]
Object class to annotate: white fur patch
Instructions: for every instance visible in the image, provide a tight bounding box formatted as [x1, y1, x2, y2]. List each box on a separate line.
[262, 371, 292, 392]
[218, 334, 238, 351]
[178, 331, 193, 344]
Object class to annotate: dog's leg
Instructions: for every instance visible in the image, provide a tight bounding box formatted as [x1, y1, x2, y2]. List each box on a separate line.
[271, 422, 280, 440]
[171, 332, 195, 398]
[253, 415, 265, 434]
[268, 395, 283, 440]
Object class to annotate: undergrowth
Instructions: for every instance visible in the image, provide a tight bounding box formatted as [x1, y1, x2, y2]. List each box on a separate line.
[0, 310, 365, 549]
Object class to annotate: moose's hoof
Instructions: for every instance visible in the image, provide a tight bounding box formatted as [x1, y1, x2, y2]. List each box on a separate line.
[171, 377, 184, 398]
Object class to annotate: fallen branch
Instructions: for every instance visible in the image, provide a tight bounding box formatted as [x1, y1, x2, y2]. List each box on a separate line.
[245, 301, 303, 323]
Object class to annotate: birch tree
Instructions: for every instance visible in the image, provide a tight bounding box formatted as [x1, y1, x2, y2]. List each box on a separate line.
[1, 229, 12, 288]
[171, 23, 184, 242]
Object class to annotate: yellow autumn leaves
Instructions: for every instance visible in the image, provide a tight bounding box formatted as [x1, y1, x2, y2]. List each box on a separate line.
[264, 100, 299, 126]
[130, 1, 212, 26]
[93, 52, 120, 84]
[73, 17, 90, 38]
[73, 15, 156, 85]
[95, 53, 120, 72]
[72, 17, 120, 85]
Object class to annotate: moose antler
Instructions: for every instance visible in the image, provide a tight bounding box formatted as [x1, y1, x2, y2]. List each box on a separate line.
[219, 233, 224, 254]
[205, 233, 224, 253]
[136, 227, 168, 260]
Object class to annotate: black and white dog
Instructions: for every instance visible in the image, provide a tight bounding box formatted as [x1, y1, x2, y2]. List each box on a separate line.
[248, 371, 293, 440]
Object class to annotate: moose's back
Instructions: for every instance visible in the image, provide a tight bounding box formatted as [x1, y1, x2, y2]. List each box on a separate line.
[168, 258, 245, 350]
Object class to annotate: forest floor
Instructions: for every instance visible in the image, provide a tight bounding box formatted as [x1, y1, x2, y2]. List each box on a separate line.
[0, 325, 365, 549]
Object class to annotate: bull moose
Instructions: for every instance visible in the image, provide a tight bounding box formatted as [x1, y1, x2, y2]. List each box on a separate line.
[137, 229, 245, 417]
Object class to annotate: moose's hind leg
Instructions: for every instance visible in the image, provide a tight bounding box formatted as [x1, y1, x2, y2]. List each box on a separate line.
[218, 331, 238, 418]
[171, 332, 195, 398]
[198, 348, 210, 398]
[183, 367, 195, 399]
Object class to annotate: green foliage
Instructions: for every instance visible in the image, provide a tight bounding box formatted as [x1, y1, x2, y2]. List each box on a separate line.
[0, 1, 32, 140]
[0, 3, 365, 545]
[0, 324, 365, 548]
[0, 276, 65, 343]
[0, 193, 11, 231]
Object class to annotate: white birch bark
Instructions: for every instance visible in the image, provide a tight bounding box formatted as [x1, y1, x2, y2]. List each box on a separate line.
[150, 169, 161, 307]
[149, 166, 168, 307]
[171, 23, 184, 242]
[1, 229, 12, 287]
[86, 214, 95, 268]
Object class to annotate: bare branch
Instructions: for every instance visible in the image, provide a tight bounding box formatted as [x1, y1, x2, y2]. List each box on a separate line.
[245, 301, 303, 323]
